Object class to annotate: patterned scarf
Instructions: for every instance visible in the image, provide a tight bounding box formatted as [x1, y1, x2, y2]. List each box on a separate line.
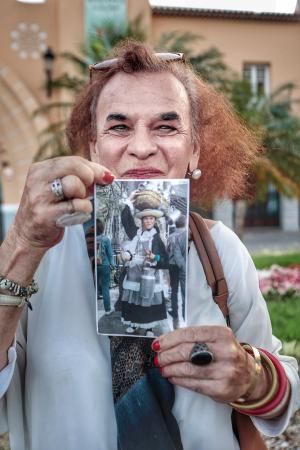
[83, 210, 183, 450]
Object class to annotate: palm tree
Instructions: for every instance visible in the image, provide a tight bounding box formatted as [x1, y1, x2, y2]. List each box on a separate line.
[229, 79, 300, 236]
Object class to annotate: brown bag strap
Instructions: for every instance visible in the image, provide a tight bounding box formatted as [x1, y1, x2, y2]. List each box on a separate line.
[189, 212, 267, 450]
[189, 211, 229, 323]
[232, 411, 268, 450]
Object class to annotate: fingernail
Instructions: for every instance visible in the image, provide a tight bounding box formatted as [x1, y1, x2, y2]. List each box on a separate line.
[153, 355, 160, 367]
[103, 171, 114, 184]
[151, 340, 160, 352]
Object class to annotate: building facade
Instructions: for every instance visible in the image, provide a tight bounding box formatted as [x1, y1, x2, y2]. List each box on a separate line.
[0, 0, 299, 236]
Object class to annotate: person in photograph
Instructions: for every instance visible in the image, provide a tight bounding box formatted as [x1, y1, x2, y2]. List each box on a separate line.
[96, 219, 114, 315]
[0, 41, 299, 450]
[167, 214, 187, 329]
[120, 203, 169, 337]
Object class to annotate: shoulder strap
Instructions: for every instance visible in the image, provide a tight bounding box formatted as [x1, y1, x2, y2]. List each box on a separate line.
[189, 211, 230, 325]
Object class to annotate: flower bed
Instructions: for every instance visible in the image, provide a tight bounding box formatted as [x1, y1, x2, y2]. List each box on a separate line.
[258, 264, 300, 298]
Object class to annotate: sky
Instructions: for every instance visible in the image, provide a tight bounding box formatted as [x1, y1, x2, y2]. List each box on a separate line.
[149, 0, 298, 14]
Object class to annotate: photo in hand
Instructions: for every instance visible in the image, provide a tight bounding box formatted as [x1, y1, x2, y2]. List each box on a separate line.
[94, 179, 189, 338]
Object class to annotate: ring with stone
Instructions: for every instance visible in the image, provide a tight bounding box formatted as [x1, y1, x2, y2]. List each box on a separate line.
[190, 342, 214, 366]
[51, 178, 65, 201]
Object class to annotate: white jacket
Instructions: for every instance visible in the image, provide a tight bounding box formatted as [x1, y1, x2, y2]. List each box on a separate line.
[0, 222, 299, 450]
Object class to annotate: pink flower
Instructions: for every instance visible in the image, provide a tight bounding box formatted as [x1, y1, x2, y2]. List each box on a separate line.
[258, 264, 300, 297]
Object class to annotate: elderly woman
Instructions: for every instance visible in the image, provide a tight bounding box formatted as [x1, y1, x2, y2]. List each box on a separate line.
[0, 42, 299, 450]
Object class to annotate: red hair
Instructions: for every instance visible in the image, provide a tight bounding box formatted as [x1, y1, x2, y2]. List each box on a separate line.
[67, 41, 259, 204]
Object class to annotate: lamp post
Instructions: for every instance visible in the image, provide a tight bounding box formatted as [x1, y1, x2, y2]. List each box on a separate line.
[42, 47, 55, 98]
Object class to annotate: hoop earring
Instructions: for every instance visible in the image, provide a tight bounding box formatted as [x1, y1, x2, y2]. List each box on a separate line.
[186, 168, 202, 180]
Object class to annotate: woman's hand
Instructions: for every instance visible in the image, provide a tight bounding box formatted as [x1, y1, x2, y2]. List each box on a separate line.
[145, 249, 156, 261]
[153, 325, 269, 403]
[10, 156, 114, 252]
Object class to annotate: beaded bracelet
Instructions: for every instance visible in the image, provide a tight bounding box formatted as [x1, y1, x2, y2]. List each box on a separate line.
[0, 276, 38, 310]
[0, 276, 38, 298]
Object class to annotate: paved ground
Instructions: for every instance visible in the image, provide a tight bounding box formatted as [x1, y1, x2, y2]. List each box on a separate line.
[242, 228, 300, 255]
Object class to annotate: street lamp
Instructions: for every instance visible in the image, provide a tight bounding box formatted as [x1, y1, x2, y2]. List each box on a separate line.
[42, 47, 55, 98]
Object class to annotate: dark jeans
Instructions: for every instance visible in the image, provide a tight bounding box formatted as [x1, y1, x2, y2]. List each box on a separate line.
[169, 264, 186, 319]
[97, 265, 111, 312]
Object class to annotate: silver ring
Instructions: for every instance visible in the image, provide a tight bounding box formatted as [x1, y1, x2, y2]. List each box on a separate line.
[51, 178, 64, 201]
[190, 343, 214, 366]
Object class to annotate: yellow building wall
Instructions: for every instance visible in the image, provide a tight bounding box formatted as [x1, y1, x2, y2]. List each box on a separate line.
[152, 15, 300, 97]
[0, 1, 300, 206]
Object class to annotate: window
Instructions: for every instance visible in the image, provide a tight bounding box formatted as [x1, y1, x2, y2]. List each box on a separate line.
[243, 63, 270, 96]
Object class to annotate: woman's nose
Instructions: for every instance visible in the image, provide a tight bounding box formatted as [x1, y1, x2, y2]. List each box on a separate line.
[127, 127, 158, 159]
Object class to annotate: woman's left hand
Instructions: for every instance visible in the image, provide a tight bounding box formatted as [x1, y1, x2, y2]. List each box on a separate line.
[153, 325, 265, 403]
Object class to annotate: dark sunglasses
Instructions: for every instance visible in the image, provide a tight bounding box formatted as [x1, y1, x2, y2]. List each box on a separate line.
[89, 52, 185, 82]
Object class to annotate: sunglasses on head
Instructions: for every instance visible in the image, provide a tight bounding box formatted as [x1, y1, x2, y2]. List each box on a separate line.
[89, 52, 185, 82]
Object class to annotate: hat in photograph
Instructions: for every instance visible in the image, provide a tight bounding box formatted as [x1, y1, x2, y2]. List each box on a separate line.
[135, 209, 164, 219]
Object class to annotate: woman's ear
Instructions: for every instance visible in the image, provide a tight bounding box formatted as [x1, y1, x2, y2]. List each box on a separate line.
[89, 141, 99, 163]
[189, 144, 200, 172]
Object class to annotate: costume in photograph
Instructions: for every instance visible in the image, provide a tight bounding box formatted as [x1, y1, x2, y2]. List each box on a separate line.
[120, 195, 169, 330]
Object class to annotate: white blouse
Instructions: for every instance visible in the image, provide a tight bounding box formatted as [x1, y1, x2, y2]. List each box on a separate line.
[0, 222, 299, 450]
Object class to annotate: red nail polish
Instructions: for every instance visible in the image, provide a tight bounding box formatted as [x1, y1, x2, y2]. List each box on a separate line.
[151, 340, 160, 352]
[103, 171, 114, 184]
[154, 355, 160, 367]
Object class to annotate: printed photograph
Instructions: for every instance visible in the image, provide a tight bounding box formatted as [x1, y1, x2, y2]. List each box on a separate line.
[93, 179, 190, 338]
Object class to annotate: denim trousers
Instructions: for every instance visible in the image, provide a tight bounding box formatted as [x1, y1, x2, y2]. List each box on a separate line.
[169, 264, 186, 319]
[97, 265, 111, 312]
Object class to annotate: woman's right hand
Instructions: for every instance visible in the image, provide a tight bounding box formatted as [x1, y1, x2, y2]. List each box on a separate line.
[10, 156, 114, 253]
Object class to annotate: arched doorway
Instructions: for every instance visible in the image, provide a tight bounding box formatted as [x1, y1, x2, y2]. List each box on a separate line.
[0, 63, 49, 238]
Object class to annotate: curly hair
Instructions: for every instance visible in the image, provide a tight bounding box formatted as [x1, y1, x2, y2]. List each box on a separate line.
[67, 40, 259, 204]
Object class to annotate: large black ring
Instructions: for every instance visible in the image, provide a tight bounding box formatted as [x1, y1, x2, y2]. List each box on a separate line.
[190, 343, 214, 366]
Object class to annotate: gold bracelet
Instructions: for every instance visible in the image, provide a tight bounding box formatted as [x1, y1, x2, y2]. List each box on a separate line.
[230, 349, 278, 410]
[235, 344, 262, 403]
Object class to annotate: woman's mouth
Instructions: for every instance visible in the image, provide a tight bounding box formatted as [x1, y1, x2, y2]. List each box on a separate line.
[122, 168, 164, 178]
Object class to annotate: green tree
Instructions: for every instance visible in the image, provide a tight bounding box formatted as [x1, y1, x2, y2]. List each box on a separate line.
[229, 79, 300, 236]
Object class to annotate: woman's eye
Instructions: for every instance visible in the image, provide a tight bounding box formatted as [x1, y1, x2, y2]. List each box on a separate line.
[157, 125, 176, 131]
[110, 124, 129, 132]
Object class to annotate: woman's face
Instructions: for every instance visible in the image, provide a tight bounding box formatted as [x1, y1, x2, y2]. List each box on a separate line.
[142, 216, 156, 230]
[90, 72, 199, 178]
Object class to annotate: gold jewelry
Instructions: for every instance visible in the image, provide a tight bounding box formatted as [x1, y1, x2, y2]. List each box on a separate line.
[235, 344, 262, 403]
[230, 347, 278, 410]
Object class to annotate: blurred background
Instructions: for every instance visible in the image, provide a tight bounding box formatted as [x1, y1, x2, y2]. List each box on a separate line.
[0, 1, 300, 448]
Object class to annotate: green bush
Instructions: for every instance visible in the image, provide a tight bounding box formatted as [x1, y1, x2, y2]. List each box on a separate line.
[253, 252, 300, 269]
[267, 296, 300, 342]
